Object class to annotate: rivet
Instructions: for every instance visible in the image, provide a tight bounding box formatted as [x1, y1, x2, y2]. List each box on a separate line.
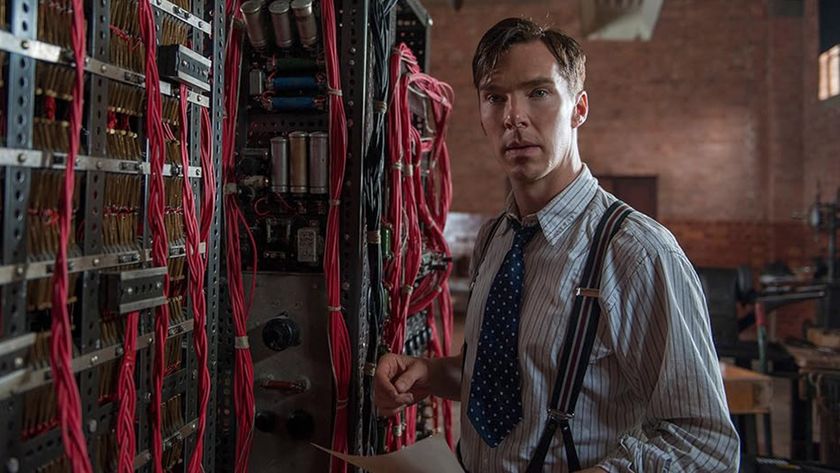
[13, 357, 23, 368]
[100, 65, 107, 73]
[89, 355, 99, 365]
[87, 419, 98, 433]
[16, 153, 26, 163]
[6, 457, 20, 473]
[20, 40, 29, 50]
[96, 161, 103, 169]
[92, 258, 100, 266]
[15, 266, 24, 276]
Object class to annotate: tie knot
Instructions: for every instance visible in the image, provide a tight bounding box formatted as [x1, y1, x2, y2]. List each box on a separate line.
[509, 219, 539, 246]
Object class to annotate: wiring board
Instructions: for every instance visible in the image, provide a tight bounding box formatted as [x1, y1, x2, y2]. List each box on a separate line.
[0, 0, 224, 469]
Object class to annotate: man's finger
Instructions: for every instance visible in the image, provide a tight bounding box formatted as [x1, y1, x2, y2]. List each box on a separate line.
[393, 360, 426, 394]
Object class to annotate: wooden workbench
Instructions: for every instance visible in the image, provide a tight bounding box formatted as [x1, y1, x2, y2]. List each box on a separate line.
[720, 362, 773, 415]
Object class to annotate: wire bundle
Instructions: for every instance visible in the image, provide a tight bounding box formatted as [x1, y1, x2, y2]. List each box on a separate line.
[362, 0, 399, 454]
[319, 1, 351, 471]
[174, 84, 213, 473]
[382, 43, 456, 449]
[221, 1, 256, 470]
[137, 0, 172, 469]
[116, 311, 139, 473]
[47, 0, 93, 468]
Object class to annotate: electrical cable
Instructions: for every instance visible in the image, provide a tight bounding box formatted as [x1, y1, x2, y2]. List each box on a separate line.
[137, 0, 171, 469]
[47, 0, 93, 468]
[221, 2, 257, 471]
[179, 84, 212, 473]
[116, 311, 139, 473]
[363, 0, 399, 455]
[321, 0, 351, 471]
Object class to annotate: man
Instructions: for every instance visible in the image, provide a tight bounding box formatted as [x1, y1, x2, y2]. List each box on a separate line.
[374, 18, 739, 472]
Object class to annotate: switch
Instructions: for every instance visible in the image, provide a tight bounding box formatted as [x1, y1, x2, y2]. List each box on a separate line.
[262, 314, 301, 352]
[255, 410, 278, 433]
[286, 409, 315, 441]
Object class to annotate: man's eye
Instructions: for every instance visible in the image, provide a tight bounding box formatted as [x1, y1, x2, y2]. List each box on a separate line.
[531, 89, 549, 98]
[485, 94, 504, 104]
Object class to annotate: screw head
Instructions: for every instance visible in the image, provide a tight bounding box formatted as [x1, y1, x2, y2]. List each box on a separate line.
[14, 266, 24, 276]
[20, 40, 29, 49]
[89, 355, 99, 365]
[16, 153, 26, 163]
[87, 419, 98, 433]
[92, 258, 100, 266]
[13, 357, 23, 369]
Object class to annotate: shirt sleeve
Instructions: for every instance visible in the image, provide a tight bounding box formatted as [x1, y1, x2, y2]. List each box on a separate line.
[596, 248, 740, 472]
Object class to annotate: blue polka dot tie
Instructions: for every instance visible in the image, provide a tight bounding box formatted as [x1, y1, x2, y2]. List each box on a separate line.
[468, 219, 539, 447]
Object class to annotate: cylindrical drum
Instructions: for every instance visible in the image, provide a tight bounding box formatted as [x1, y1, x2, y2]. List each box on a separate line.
[308, 132, 328, 194]
[240, 0, 269, 50]
[268, 0, 294, 49]
[290, 0, 318, 48]
[270, 136, 289, 193]
[288, 131, 308, 194]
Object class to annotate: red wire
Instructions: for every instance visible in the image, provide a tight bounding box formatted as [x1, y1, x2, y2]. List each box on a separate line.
[381, 44, 456, 449]
[318, 1, 351, 471]
[117, 311, 139, 473]
[138, 0, 171, 470]
[221, 6, 256, 471]
[199, 108, 216, 243]
[48, 0, 93, 468]
[178, 84, 213, 473]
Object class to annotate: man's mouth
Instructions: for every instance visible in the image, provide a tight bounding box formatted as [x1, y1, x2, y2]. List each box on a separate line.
[504, 143, 540, 158]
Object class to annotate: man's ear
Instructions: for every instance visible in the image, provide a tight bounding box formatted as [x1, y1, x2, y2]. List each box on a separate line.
[572, 91, 589, 128]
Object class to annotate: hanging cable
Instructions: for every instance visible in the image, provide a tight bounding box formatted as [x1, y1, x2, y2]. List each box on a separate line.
[47, 0, 93, 468]
[177, 84, 213, 473]
[363, 0, 399, 455]
[137, 0, 171, 469]
[116, 311, 139, 473]
[319, 0, 351, 471]
[221, 2, 256, 471]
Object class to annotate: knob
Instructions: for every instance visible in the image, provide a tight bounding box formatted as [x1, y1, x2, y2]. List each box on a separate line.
[262, 314, 301, 351]
[255, 410, 278, 433]
[286, 409, 315, 441]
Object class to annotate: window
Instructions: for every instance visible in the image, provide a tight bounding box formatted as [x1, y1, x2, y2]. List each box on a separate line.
[819, 0, 840, 100]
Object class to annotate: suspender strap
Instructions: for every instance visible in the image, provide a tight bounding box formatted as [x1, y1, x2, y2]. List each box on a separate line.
[526, 200, 633, 473]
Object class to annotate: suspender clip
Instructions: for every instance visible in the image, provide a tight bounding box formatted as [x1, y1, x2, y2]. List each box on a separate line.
[574, 287, 600, 298]
[547, 409, 575, 421]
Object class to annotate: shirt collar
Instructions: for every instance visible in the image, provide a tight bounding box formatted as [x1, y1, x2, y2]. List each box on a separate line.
[504, 165, 598, 246]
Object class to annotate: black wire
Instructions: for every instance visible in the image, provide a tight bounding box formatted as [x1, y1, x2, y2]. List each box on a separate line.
[362, 0, 400, 456]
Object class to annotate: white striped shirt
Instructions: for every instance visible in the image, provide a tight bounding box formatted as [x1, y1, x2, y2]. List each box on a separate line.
[459, 166, 740, 472]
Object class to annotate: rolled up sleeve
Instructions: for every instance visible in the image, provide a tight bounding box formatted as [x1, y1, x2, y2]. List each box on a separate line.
[596, 249, 740, 472]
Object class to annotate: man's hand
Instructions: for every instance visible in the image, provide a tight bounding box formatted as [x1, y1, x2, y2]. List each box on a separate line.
[373, 353, 434, 417]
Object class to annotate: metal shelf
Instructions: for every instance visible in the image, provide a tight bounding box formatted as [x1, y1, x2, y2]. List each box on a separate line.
[153, 0, 213, 36]
[0, 148, 203, 178]
[0, 29, 210, 108]
[0, 319, 195, 401]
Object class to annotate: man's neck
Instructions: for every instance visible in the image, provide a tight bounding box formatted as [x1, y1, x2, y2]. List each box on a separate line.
[511, 158, 583, 217]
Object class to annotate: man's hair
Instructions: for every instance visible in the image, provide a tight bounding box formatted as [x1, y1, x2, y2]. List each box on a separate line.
[472, 17, 586, 94]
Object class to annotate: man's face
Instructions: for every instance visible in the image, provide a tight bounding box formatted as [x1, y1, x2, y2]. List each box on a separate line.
[478, 41, 587, 185]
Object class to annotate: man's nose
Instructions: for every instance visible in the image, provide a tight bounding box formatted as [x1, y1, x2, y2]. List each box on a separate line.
[503, 98, 528, 129]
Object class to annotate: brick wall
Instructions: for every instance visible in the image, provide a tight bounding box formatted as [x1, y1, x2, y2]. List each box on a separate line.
[425, 0, 840, 338]
[803, 1, 840, 206]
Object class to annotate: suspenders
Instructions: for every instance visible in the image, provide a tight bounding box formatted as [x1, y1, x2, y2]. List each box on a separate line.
[526, 200, 633, 472]
[459, 200, 633, 472]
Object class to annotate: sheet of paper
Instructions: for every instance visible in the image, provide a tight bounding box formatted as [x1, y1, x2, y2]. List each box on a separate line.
[313, 435, 463, 473]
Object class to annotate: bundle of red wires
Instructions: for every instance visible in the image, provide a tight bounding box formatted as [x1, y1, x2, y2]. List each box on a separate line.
[382, 43, 456, 450]
[137, 0, 172, 470]
[116, 311, 139, 473]
[319, 1, 351, 472]
[221, 0, 257, 470]
[47, 0, 93, 468]
[175, 84, 214, 473]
